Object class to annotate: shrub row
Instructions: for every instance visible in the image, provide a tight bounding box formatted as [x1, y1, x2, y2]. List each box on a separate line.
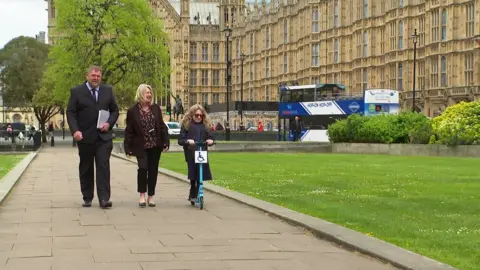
[327, 101, 480, 145]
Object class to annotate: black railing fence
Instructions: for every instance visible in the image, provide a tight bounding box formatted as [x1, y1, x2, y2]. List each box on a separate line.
[0, 129, 42, 151]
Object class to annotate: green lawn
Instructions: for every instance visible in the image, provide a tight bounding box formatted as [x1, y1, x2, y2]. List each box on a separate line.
[159, 152, 479, 270]
[0, 155, 26, 179]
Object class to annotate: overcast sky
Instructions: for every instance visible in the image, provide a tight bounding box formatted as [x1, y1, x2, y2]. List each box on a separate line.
[0, 0, 269, 49]
[0, 0, 48, 49]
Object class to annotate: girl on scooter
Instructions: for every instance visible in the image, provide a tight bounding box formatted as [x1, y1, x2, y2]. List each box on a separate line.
[178, 104, 214, 202]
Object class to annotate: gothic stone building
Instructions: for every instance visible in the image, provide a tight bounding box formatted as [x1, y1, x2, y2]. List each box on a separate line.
[47, 0, 479, 129]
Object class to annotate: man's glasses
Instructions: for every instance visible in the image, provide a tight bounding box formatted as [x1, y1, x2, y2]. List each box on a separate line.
[194, 113, 203, 118]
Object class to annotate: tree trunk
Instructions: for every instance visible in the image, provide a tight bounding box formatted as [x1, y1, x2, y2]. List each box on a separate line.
[34, 106, 61, 143]
[39, 121, 47, 143]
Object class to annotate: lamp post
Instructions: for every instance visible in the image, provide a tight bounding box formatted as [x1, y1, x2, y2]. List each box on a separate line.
[167, 89, 172, 121]
[223, 25, 232, 140]
[58, 108, 65, 140]
[412, 28, 418, 113]
[239, 51, 246, 130]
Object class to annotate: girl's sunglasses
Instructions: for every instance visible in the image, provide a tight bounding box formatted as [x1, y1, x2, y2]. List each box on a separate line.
[194, 113, 203, 118]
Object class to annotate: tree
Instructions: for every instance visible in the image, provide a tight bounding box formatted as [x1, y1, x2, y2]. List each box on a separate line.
[47, 0, 171, 109]
[0, 36, 61, 142]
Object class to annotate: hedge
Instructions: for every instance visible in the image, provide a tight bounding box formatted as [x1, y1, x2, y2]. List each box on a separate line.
[327, 101, 480, 145]
[327, 112, 432, 144]
[430, 101, 480, 146]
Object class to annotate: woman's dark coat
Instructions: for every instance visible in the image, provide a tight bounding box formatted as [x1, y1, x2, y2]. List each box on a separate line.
[123, 103, 169, 157]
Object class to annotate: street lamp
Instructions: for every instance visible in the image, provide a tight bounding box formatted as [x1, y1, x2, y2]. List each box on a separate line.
[223, 25, 232, 141]
[239, 51, 246, 130]
[58, 108, 65, 140]
[166, 89, 172, 121]
[412, 28, 418, 113]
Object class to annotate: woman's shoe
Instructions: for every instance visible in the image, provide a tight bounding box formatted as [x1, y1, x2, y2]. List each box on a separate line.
[139, 193, 146, 207]
[147, 197, 155, 207]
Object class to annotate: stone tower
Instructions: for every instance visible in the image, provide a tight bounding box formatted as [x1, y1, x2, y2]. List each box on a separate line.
[219, 0, 245, 31]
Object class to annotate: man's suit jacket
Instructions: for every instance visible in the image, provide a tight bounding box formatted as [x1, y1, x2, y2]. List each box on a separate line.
[66, 82, 119, 143]
[291, 119, 303, 132]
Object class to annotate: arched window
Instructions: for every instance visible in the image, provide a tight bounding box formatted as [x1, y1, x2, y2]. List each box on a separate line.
[334, 0, 339, 27]
[441, 9, 447, 41]
[334, 39, 339, 63]
[398, 63, 403, 90]
[224, 8, 229, 24]
[363, 31, 368, 57]
[441, 56, 447, 86]
[398, 20, 404, 49]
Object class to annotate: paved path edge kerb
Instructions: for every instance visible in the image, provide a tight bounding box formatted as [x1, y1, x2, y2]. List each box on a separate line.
[0, 151, 38, 205]
[111, 152, 458, 270]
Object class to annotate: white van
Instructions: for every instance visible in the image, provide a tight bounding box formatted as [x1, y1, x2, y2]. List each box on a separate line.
[165, 122, 181, 136]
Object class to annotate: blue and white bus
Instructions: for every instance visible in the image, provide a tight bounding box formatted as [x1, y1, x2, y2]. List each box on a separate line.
[278, 84, 364, 142]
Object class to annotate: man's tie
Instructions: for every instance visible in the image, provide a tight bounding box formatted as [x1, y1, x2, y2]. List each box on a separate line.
[91, 88, 97, 101]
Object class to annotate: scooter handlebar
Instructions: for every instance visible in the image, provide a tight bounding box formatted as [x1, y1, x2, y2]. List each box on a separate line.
[194, 141, 214, 146]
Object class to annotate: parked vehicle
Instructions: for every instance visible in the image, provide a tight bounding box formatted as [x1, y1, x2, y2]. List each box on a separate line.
[165, 122, 181, 138]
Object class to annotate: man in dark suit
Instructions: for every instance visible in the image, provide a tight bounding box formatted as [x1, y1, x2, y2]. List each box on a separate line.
[66, 65, 119, 209]
[291, 116, 303, 141]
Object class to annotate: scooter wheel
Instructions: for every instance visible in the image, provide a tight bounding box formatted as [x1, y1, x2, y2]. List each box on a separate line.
[199, 197, 204, 210]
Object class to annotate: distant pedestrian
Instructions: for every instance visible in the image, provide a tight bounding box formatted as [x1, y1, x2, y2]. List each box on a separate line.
[290, 116, 303, 141]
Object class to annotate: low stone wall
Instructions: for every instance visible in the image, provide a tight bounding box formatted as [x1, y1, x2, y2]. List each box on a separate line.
[52, 129, 281, 142]
[112, 141, 480, 158]
[113, 142, 332, 154]
[331, 143, 480, 158]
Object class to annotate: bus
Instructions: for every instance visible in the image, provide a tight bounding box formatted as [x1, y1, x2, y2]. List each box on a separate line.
[278, 83, 364, 142]
[363, 89, 400, 116]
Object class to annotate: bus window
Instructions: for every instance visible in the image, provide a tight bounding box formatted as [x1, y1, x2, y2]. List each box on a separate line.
[303, 88, 315, 101]
[300, 115, 347, 130]
[291, 90, 303, 102]
[280, 91, 291, 102]
[315, 88, 331, 100]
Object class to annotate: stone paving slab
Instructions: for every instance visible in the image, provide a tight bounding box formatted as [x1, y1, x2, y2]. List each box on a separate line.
[0, 147, 396, 270]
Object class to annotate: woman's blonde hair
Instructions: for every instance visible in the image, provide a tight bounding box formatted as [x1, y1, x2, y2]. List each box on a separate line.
[135, 84, 153, 104]
[181, 104, 212, 130]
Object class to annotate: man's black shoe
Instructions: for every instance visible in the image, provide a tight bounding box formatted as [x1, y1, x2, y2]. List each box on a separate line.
[99, 200, 112, 209]
[82, 201, 92, 207]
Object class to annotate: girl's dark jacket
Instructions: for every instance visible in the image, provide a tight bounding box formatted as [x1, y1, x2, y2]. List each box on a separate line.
[178, 121, 214, 181]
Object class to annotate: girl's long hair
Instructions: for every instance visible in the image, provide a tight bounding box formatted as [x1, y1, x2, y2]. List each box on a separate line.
[180, 104, 212, 130]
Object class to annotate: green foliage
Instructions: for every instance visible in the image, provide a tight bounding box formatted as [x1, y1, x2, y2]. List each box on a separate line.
[430, 101, 480, 146]
[0, 36, 49, 108]
[327, 112, 433, 144]
[0, 36, 61, 142]
[48, 0, 171, 108]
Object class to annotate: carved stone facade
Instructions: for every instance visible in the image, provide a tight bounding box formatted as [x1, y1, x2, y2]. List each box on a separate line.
[228, 0, 480, 117]
[46, 0, 480, 129]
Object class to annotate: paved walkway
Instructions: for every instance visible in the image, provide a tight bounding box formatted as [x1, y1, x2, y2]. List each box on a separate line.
[0, 147, 396, 270]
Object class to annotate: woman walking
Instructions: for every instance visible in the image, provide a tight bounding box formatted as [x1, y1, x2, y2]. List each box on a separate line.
[124, 84, 169, 207]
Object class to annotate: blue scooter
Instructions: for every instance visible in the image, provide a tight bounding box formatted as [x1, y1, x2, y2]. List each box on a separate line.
[191, 141, 209, 210]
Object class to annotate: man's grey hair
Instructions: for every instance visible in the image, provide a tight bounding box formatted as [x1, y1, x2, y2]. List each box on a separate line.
[87, 65, 102, 74]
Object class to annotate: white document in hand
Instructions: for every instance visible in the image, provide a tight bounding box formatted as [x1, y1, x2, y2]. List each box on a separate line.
[97, 110, 110, 128]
